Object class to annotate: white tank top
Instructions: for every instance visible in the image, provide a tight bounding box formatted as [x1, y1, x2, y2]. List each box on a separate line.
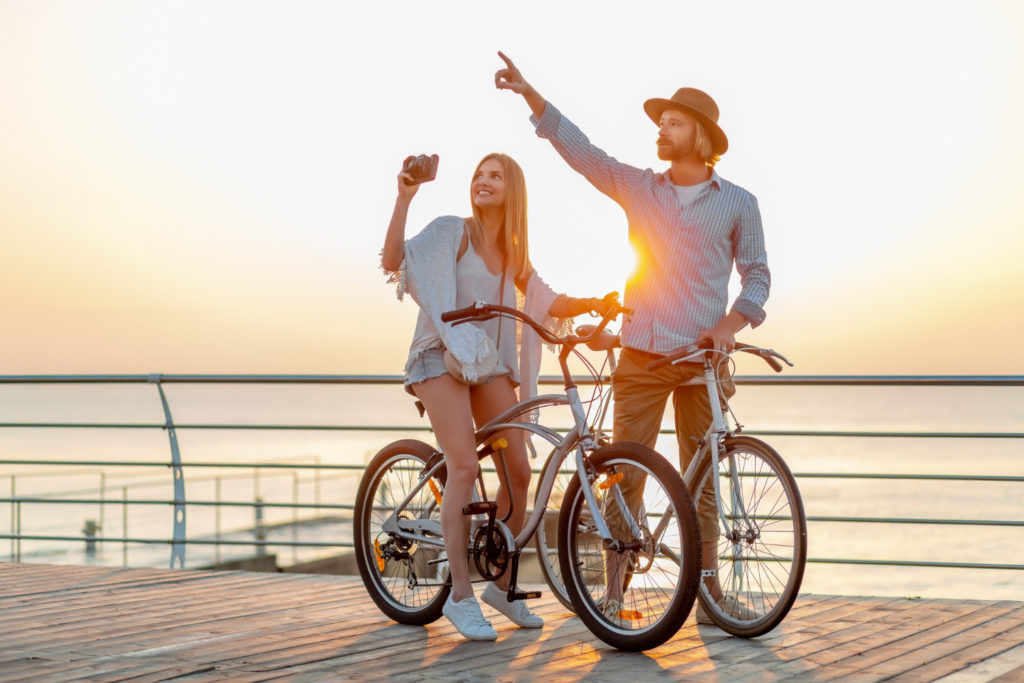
[456, 239, 518, 380]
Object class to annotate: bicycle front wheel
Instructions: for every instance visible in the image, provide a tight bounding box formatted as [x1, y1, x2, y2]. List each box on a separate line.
[690, 435, 807, 637]
[558, 442, 701, 651]
[353, 439, 450, 625]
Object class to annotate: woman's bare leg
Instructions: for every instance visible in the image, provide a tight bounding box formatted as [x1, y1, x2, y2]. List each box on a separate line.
[412, 374, 480, 603]
[469, 376, 530, 590]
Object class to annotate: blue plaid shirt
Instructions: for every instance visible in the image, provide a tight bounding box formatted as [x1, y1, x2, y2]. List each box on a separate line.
[532, 103, 771, 353]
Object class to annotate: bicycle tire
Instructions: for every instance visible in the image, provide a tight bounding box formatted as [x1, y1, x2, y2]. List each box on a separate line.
[533, 447, 577, 611]
[558, 442, 700, 651]
[353, 439, 450, 625]
[690, 435, 807, 637]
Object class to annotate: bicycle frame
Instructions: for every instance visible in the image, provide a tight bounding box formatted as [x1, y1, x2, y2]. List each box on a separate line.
[358, 300, 741, 649]
[378, 325, 631, 577]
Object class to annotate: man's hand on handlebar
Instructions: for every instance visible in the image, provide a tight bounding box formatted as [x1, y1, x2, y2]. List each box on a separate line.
[696, 310, 749, 354]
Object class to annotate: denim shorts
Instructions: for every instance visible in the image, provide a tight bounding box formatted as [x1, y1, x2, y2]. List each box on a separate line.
[404, 348, 449, 395]
[404, 347, 511, 396]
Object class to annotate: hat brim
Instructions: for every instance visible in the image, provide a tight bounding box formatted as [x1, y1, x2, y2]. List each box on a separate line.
[643, 98, 729, 156]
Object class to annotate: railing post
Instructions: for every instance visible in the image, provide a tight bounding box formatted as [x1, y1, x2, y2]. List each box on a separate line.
[122, 485, 128, 566]
[8, 475, 13, 561]
[292, 471, 299, 565]
[254, 498, 266, 556]
[315, 455, 321, 515]
[215, 477, 222, 565]
[99, 471, 106, 551]
[150, 374, 187, 569]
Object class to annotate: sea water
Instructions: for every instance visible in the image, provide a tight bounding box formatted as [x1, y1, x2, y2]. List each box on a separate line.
[0, 379, 1021, 601]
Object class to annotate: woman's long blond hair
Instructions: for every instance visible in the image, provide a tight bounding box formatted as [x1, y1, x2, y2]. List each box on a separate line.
[466, 153, 532, 286]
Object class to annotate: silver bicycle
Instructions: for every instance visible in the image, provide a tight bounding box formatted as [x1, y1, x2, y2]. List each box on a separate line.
[353, 300, 701, 651]
[534, 328, 807, 638]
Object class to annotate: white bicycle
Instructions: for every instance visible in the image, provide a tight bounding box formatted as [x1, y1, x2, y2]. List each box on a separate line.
[534, 328, 807, 637]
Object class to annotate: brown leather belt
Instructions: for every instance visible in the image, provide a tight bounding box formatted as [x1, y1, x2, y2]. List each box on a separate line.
[622, 347, 665, 362]
[623, 346, 702, 368]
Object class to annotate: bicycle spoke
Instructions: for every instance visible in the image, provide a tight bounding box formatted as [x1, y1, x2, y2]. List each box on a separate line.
[354, 441, 450, 625]
[559, 443, 700, 651]
[695, 436, 806, 637]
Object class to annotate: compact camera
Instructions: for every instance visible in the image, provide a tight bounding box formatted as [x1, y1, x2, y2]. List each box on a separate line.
[402, 154, 439, 186]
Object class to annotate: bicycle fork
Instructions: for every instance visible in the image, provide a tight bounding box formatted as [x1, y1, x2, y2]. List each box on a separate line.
[702, 363, 758, 593]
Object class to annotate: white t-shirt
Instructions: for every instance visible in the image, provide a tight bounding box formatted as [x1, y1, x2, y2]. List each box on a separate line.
[674, 179, 711, 207]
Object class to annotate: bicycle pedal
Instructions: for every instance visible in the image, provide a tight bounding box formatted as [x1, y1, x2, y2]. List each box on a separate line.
[513, 590, 541, 600]
[462, 501, 498, 516]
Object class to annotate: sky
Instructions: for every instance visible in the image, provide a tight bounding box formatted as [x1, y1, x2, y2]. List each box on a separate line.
[2, 1, 1023, 376]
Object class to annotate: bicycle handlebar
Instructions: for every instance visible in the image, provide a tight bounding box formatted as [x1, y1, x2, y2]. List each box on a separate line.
[440, 298, 631, 350]
[646, 340, 793, 373]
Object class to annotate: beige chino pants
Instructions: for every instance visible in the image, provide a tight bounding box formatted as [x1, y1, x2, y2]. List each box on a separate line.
[607, 347, 735, 543]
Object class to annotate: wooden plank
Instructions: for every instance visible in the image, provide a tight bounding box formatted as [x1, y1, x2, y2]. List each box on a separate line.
[3, 563, 1024, 681]
[931, 639, 1024, 682]
[874, 606, 1024, 681]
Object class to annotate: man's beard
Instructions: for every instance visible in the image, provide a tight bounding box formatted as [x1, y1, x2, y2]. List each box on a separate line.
[656, 138, 691, 161]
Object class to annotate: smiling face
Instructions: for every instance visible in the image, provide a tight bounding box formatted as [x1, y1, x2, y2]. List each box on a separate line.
[656, 108, 698, 161]
[471, 158, 506, 211]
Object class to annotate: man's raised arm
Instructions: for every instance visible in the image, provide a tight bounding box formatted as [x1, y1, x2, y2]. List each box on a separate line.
[494, 51, 546, 119]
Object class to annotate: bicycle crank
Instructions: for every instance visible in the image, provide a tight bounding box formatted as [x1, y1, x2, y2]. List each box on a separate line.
[471, 525, 510, 580]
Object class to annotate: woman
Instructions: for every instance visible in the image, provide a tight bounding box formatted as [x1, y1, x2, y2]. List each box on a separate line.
[382, 152, 609, 641]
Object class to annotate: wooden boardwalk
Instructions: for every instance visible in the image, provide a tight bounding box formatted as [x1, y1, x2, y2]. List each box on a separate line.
[2, 563, 1023, 681]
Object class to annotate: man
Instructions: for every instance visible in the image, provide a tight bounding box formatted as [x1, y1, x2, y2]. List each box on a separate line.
[495, 52, 770, 623]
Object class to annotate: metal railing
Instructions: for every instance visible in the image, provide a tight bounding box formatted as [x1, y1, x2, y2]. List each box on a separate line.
[1, 373, 1022, 578]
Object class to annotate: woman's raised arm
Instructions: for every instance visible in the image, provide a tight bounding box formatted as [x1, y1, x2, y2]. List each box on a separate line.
[381, 169, 419, 272]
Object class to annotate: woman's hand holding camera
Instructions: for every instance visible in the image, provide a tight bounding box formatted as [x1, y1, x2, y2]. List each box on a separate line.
[396, 169, 420, 202]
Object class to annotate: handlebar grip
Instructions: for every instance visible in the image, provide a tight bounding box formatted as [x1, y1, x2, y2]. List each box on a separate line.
[735, 343, 788, 373]
[441, 304, 485, 323]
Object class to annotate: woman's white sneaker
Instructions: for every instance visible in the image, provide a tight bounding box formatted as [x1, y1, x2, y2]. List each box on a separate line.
[442, 595, 498, 641]
[481, 583, 544, 628]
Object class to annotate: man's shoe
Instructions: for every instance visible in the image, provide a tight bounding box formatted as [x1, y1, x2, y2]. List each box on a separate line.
[695, 601, 714, 625]
[696, 595, 759, 625]
[442, 595, 497, 641]
[481, 583, 543, 628]
[720, 595, 759, 620]
[599, 597, 633, 628]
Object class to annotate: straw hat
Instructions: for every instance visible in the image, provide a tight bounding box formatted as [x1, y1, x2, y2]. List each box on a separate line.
[643, 87, 728, 156]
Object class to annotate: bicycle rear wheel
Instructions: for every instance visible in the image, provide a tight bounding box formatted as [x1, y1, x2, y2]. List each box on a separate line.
[690, 435, 807, 637]
[558, 442, 700, 651]
[533, 447, 576, 611]
[353, 439, 450, 625]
